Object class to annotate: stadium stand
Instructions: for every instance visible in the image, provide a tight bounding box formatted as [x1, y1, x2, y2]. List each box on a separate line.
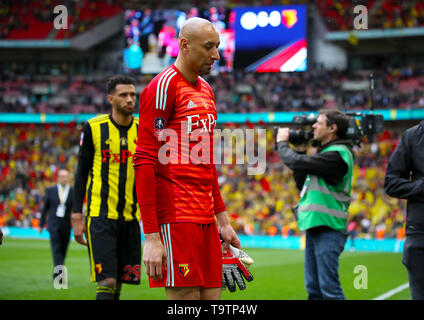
[315, 0, 424, 31]
[1, 65, 423, 113]
[0, 123, 79, 229]
[0, 0, 123, 40]
[0, 121, 407, 240]
[2, 0, 424, 243]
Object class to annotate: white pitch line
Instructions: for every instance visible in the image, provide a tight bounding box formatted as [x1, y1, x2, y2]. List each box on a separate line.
[372, 282, 409, 300]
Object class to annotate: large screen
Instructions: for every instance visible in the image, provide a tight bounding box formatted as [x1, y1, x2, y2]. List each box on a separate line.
[123, 7, 234, 74]
[233, 5, 307, 72]
[123, 5, 307, 74]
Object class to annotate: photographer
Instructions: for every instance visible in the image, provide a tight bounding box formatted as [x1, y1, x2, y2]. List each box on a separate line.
[276, 109, 354, 300]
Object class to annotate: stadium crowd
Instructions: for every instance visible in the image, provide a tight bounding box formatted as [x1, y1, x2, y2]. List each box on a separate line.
[217, 125, 406, 240]
[0, 123, 79, 228]
[312, 0, 424, 31]
[0, 0, 123, 40]
[0, 121, 407, 240]
[2, 0, 422, 241]
[3, 0, 424, 40]
[1, 65, 424, 114]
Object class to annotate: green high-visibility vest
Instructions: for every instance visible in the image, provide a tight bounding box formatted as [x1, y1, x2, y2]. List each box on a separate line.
[297, 144, 354, 232]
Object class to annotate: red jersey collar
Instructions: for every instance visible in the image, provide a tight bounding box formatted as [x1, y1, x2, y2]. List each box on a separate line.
[171, 64, 202, 90]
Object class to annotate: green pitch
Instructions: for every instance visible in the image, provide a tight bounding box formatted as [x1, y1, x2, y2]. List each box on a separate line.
[0, 238, 411, 300]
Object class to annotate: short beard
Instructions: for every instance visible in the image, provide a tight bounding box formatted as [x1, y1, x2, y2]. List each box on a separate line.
[114, 104, 134, 116]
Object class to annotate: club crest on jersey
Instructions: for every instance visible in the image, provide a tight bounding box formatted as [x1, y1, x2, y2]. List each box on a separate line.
[154, 117, 166, 138]
[95, 263, 103, 274]
[201, 99, 209, 109]
[178, 264, 190, 277]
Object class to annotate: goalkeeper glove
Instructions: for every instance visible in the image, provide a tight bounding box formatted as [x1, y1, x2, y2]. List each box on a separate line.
[221, 241, 254, 292]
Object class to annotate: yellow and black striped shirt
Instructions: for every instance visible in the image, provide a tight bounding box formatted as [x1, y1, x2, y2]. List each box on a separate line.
[73, 114, 140, 221]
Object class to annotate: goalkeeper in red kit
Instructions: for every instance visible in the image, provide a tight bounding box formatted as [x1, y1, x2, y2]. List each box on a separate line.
[134, 17, 253, 300]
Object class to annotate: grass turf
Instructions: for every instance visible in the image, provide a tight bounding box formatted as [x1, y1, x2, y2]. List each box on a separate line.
[0, 238, 411, 300]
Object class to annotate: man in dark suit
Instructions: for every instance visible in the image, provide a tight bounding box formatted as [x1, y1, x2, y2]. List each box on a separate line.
[39, 169, 73, 281]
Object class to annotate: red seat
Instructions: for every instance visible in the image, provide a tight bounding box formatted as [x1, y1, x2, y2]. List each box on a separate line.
[3, 0, 123, 40]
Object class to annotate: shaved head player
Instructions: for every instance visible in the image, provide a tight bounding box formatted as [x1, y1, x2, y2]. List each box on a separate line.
[134, 17, 242, 300]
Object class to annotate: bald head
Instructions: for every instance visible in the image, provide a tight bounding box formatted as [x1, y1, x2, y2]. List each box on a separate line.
[179, 17, 216, 42]
[175, 17, 220, 80]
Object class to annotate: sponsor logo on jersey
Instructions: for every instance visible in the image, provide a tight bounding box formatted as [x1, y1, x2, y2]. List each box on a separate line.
[187, 100, 197, 109]
[185, 113, 216, 133]
[102, 150, 134, 163]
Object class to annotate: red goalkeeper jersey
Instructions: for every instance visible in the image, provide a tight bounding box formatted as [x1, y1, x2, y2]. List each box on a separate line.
[134, 64, 226, 233]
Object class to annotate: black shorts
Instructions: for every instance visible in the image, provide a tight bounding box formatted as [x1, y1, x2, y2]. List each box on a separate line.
[86, 216, 142, 285]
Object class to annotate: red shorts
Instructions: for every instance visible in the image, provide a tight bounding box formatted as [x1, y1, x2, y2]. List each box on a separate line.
[149, 222, 222, 288]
